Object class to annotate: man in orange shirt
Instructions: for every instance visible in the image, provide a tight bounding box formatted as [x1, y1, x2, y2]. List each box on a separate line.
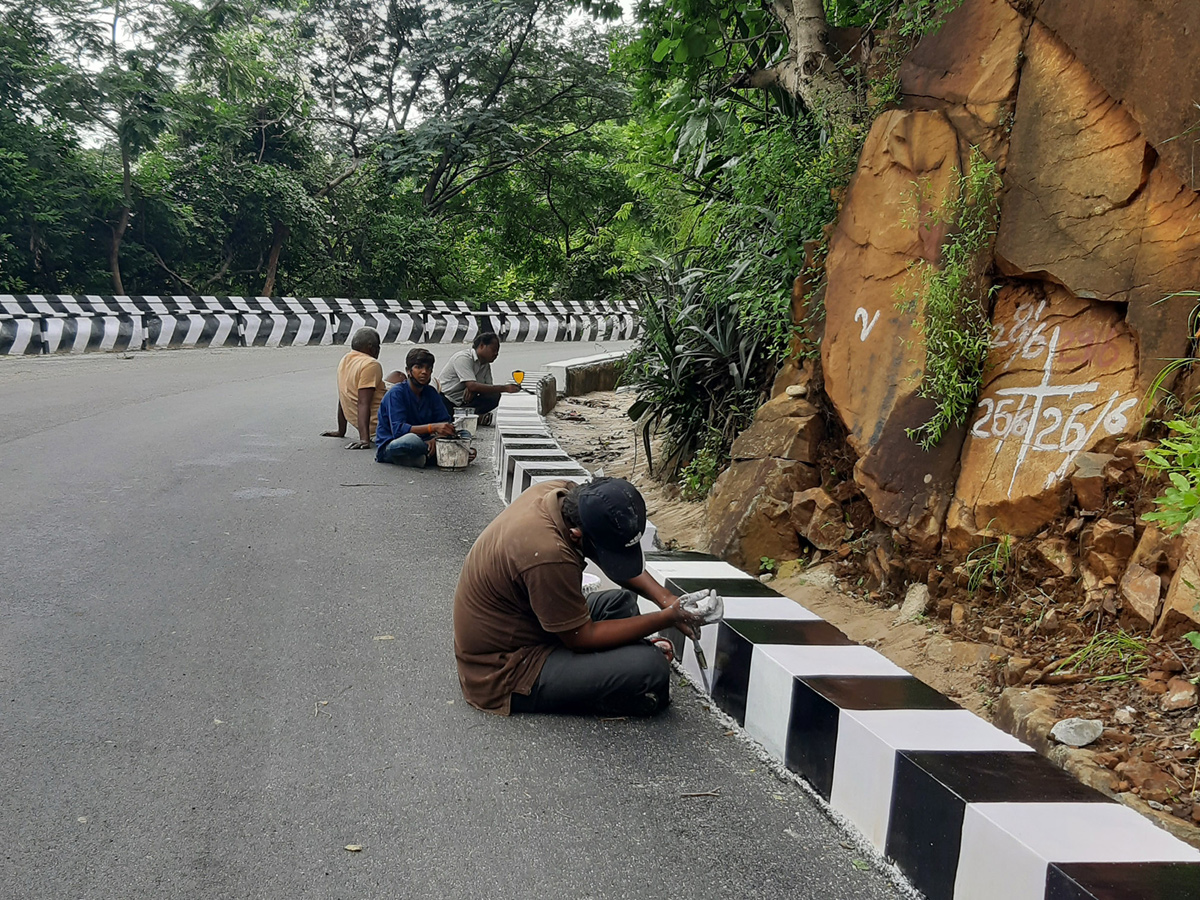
[321, 328, 403, 449]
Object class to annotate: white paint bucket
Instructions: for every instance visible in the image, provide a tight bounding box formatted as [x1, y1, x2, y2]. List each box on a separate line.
[436, 428, 474, 469]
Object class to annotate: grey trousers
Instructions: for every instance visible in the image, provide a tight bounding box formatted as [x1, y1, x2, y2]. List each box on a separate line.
[510, 589, 671, 717]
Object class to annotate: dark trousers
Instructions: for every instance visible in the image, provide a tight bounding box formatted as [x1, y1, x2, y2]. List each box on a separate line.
[510, 590, 671, 717]
[446, 392, 500, 416]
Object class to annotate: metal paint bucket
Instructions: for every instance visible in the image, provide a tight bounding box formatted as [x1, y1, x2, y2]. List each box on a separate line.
[436, 429, 473, 469]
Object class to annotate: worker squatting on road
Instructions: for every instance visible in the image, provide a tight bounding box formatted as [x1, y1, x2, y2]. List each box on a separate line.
[453, 477, 703, 716]
[320, 327, 405, 450]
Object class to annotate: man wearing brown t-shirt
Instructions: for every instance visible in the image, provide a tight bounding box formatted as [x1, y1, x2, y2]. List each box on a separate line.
[453, 477, 699, 716]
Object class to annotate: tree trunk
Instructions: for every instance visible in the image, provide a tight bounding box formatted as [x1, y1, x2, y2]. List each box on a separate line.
[262, 222, 289, 296]
[740, 0, 860, 133]
[109, 148, 134, 295]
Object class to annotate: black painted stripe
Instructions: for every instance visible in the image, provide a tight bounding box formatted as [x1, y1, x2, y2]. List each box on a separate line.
[668, 577, 783, 598]
[887, 751, 1110, 900]
[726, 619, 854, 646]
[519, 466, 589, 493]
[280, 315, 301, 346]
[0, 319, 22, 354]
[899, 750, 1109, 804]
[785, 677, 841, 799]
[84, 317, 107, 351]
[710, 620, 753, 726]
[799, 676, 961, 712]
[248, 314, 272, 347]
[59, 316, 78, 350]
[198, 314, 221, 347]
[1046, 862, 1200, 900]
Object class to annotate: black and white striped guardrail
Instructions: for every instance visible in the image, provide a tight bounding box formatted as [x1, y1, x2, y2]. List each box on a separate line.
[0, 295, 640, 355]
[489, 390, 1200, 900]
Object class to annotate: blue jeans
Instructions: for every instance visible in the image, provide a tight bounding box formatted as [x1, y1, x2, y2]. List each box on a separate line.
[379, 433, 430, 467]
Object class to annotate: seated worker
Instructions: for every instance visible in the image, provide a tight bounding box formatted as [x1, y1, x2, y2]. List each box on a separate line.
[375, 347, 463, 467]
[453, 477, 700, 717]
[437, 332, 520, 425]
[321, 327, 404, 449]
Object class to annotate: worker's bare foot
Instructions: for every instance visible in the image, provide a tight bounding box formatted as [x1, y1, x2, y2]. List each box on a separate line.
[650, 637, 674, 663]
[468, 448, 478, 463]
[320, 430, 345, 438]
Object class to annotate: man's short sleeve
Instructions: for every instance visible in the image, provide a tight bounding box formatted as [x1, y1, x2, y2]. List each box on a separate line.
[356, 359, 383, 389]
[522, 563, 591, 633]
[452, 352, 479, 384]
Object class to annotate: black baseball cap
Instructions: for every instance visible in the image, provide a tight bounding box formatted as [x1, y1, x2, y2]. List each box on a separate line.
[577, 478, 647, 582]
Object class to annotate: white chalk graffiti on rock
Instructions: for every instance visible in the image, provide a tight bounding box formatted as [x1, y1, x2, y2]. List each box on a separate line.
[970, 324, 1137, 497]
[855, 307, 881, 341]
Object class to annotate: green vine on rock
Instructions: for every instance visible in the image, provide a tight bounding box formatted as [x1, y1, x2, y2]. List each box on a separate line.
[897, 148, 1000, 450]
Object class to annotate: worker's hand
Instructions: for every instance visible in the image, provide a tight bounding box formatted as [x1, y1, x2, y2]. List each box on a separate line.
[321, 430, 346, 438]
[432, 421, 456, 437]
[665, 599, 700, 640]
[505, 383, 522, 393]
[344, 440, 373, 450]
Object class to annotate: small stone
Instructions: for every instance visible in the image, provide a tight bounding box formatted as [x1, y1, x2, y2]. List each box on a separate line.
[1120, 563, 1164, 626]
[1050, 717, 1105, 747]
[1036, 539, 1075, 577]
[1160, 677, 1198, 711]
[1070, 452, 1114, 511]
[1005, 657, 1034, 685]
[784, 383, 808, 398]
[950, 602, 966, 627]
[759, 573, 775, 583]
[1139, 678, 1170, 695]
[1114, 706, 1137, 725]
[1115, 440, 1155, 462]
[1039, 609, 1061, 633]
[1115, 757, 1178, 804]
[894, 583, 931, 624]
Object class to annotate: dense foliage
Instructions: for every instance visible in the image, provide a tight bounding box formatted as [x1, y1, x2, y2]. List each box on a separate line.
[0, 0, 637, 303]
[2, 0, 974, 490]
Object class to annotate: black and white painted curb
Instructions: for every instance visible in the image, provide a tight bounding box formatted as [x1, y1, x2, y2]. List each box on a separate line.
[490, 389, 1200, 900]
[0, 295, 640, 355]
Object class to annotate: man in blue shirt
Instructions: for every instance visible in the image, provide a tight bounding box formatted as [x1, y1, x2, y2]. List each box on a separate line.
[375, 347, 456, 467]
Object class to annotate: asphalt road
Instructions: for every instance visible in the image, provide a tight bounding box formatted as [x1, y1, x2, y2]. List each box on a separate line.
[0, 343, 908, 900]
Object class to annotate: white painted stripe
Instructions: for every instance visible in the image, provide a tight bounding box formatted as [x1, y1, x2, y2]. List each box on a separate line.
[755, 644, 908, 678]
[213, 316, 236, 346]
[98, 317, 119, 351]
[954, 802, 1200, 900]
[724, 596, 822, 620]
[645, 560, 749, 579]
[744, 646, 797, 761]
[832, 709, 1032, 852]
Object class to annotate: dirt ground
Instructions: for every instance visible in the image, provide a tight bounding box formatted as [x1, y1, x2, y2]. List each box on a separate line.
[547, 390, 1200, 842]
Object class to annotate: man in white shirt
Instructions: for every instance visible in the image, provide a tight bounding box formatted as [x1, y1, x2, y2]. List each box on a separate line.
[437, 332, 520, 425]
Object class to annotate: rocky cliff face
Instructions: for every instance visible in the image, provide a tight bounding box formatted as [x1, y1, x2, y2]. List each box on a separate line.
[709, 0, 1200, 633]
